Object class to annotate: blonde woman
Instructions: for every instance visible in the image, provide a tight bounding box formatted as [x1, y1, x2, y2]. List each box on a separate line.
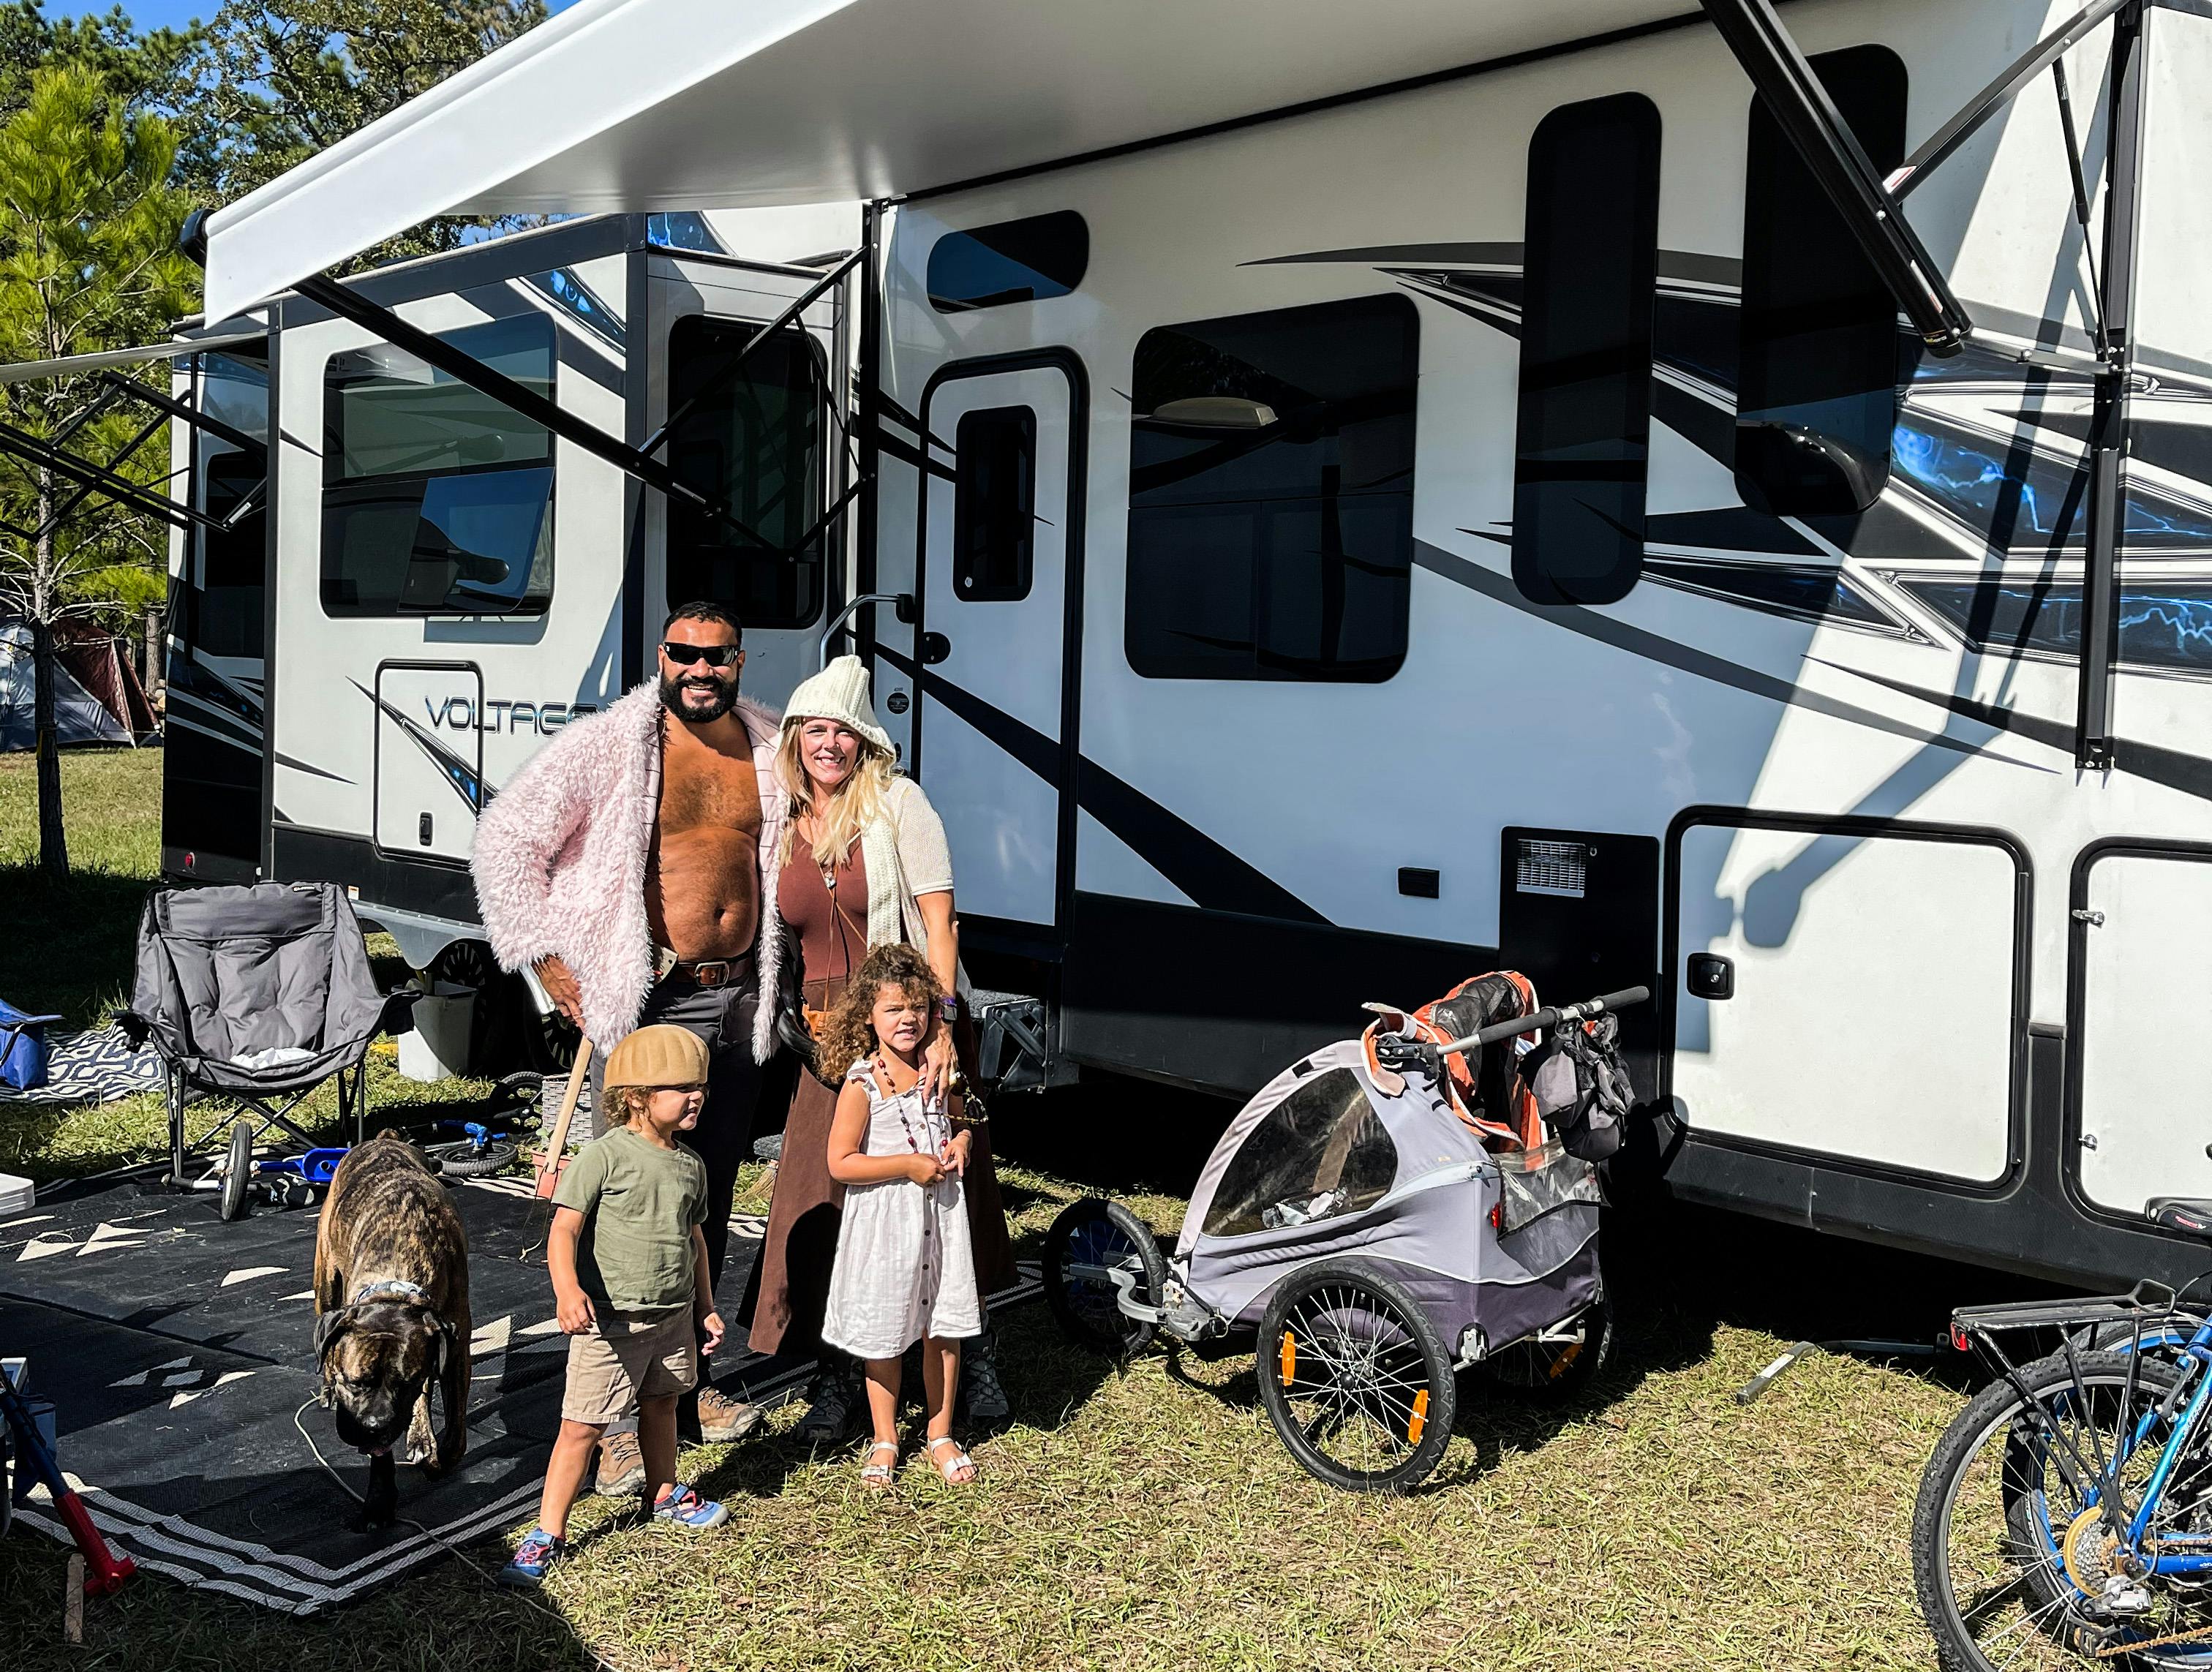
[737, 656, 1015, 1444]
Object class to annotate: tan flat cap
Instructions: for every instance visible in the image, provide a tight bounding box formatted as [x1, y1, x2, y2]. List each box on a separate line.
[602, 1024, 710, 1090]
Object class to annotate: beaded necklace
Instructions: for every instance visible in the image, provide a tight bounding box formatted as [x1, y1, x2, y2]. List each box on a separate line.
[871, 1051, 944, 1156]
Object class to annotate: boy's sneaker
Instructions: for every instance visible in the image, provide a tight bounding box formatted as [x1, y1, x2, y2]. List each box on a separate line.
[497, 1528, 568, 1588]
[594, 1430, 645, 1497]
[652, 1485, 729, 1531]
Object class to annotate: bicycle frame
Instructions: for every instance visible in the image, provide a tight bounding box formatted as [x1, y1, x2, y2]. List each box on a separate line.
[1955, 1287, 2212, 1583]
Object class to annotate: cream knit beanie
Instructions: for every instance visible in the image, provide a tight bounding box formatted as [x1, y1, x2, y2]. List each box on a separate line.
[780, 654, 895, 756]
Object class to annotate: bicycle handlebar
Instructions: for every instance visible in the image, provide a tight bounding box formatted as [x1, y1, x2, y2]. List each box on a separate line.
[1434, 984, 1651, 1058]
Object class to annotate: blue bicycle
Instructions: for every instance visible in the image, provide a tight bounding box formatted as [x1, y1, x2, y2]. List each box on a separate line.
[1915, 1199, 2212, 1669]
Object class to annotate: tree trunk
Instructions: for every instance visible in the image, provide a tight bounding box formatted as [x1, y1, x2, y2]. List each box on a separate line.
[31, 470, 67, 878]
[31, 616, 68, 878]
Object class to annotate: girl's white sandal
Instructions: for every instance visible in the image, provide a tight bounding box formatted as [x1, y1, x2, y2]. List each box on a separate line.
[859, 1440, 898, 1491]
[925, 1435, 977, 1485]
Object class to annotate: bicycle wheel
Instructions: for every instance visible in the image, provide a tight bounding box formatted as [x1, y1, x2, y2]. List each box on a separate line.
[1914, 1348, 2212, 1671]
[1483, 1292, 1613, 1401]
[1042, 1198, 1164, 1358]
[426, 1138, 520, 1179]
[1257, 1259, 1456, 1493]
[219, 1118, 254, 1221]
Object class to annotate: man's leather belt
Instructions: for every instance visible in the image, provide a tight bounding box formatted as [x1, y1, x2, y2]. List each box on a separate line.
[657, 946, 753, 989]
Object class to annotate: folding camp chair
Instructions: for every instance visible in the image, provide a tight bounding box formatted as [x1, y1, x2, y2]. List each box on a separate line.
[118, 881, 409, 1218]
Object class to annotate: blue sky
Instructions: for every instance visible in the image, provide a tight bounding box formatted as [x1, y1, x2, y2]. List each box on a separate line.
[88, 1, 577, 34]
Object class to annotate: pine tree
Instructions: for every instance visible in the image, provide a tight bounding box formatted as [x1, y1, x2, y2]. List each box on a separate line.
[0, 64, 195, 876]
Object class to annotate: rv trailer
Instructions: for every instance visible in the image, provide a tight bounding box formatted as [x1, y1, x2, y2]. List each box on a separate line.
[157, 206, 863, 1012]
[168, 0, 2212, 1290]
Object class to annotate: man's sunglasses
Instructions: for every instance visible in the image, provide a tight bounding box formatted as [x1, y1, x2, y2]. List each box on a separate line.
[661, 641, 741, 669]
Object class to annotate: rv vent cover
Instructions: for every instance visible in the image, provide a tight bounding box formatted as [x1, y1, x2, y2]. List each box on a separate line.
[1516, 839, 1587, 899]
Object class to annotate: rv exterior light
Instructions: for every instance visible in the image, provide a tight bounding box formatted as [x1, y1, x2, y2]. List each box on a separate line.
[1146, 396, 1276, 429]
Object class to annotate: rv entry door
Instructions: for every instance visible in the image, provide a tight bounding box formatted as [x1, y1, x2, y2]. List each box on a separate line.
[908, 361, 1081, 938]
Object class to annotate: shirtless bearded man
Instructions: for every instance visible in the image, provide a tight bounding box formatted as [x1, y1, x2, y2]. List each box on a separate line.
[472, 602, 784, 1482]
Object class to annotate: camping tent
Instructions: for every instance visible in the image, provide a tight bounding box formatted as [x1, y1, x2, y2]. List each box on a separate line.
[0, 620, 155, 751]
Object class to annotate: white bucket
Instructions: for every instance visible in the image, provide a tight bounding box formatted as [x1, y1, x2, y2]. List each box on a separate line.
[397, 984, 474, 1082]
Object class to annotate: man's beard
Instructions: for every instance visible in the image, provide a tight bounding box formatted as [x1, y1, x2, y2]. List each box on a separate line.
[659, 669, 737, 723]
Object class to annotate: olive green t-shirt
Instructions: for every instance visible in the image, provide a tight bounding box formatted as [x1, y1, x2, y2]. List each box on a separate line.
[552, 1125, 707, 1313]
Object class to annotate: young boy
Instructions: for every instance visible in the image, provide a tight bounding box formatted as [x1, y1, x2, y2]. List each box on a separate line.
[500, 1025, 731, 1586]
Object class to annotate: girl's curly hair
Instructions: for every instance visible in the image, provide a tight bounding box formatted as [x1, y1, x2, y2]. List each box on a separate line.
[815, 943, 944, 1084]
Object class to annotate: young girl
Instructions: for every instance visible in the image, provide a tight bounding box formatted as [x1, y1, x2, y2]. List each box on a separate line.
[817, 944, 982, 1488]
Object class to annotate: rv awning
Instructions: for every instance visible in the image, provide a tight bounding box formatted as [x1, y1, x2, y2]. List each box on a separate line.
[202, 0, 1692, 322]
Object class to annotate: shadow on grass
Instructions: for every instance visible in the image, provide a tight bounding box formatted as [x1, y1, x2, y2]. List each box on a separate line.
[0, 863, 151, 1031]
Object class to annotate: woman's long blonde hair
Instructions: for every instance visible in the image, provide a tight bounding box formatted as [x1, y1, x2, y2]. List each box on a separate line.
[777, 723, 900, 869]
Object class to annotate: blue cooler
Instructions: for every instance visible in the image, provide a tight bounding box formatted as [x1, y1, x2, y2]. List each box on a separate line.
[0, 1001, 61, 1093]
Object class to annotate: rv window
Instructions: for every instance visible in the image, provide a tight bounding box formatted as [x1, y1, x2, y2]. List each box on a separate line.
[320, 315, 555, 617]
[926, 211, 1088, 313]
[193, 351, 268, 660]
[1513, 92, 1660, 607]
[664, 316, 826, 629]
[1202, 1067, 1398, 1240]
[1125, 294, 1418, 682]
[952, 406, 1036, 603]
[1736, 45, 1908, 516]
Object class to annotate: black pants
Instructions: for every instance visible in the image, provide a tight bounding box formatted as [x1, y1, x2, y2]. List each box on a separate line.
[591, 973, 765, 1289]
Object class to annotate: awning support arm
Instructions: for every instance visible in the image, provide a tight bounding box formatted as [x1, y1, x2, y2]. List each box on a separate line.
[29, 408, 170, 545]
[102, 372, 267, 463]
[0, 412, 207, 534]
[639, 246, 861, 459]
[2051, 59, 2108, 356]
[1698, 0, 1973, 354]
[1886, 0, 2129, 200]
[2076, 2, 2148, 771]
[290, 269, 775, 551]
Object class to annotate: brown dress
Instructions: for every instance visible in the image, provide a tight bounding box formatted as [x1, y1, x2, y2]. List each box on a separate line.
[740, 843, 1017, 1357]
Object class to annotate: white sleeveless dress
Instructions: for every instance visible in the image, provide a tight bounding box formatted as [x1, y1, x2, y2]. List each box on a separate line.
[819, 1061, 982, 1359]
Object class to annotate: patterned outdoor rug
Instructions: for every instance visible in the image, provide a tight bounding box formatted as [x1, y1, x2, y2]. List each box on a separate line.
[4, 1024, 163, 1106]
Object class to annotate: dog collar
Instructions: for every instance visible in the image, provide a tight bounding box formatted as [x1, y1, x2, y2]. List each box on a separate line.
[351, 1279, 429, 1306]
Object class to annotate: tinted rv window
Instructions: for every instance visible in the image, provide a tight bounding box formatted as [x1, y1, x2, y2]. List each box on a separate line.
[193, 350, 268, 660]
[1513, 92, 1661, 607]
[1125, 294, 1418, 682]
[952, 406, 1036, 602]
[320, 315, 554, 617]
[664, 317, 826, 628]
[1737, 45, 1908, 516]
[926, 211, 1088, 312]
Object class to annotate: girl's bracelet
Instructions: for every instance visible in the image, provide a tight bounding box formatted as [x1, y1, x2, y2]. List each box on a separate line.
[952, 1109, 989, 1127]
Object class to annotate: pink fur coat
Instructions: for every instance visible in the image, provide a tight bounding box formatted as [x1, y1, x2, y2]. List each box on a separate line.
[470, 683, 788, 1060]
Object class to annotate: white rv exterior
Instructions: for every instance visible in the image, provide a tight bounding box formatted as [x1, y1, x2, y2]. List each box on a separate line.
[183, 0, 2212, 1287]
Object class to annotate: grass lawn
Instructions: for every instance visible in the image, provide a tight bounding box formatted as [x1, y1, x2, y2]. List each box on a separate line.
[0, 745, 1996, 1669]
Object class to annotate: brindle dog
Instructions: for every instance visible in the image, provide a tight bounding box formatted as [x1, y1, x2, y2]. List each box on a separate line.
[313, 1131, 471, 1529]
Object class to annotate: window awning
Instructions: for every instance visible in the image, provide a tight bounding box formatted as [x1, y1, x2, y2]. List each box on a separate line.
[200, 0, 1692, 323]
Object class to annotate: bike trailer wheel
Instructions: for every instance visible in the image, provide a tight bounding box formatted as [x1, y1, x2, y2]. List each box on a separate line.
[1257, 1259, 1456, 1494]
[1483, 1292, 1613, 1402]
[1042, 1197, 1165, 1359]
[218, 1119, 254, 1221]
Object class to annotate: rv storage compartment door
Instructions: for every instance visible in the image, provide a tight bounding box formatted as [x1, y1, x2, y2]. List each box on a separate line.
[911, 364, 1077, 935]
[1671, 818, 2022, 1184]
[372, 660, 484, 863]
[2075, 849, 2212, 1215]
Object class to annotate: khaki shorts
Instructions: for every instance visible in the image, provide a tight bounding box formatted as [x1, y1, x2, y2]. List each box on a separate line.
[562, 1306, 697, 1425]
